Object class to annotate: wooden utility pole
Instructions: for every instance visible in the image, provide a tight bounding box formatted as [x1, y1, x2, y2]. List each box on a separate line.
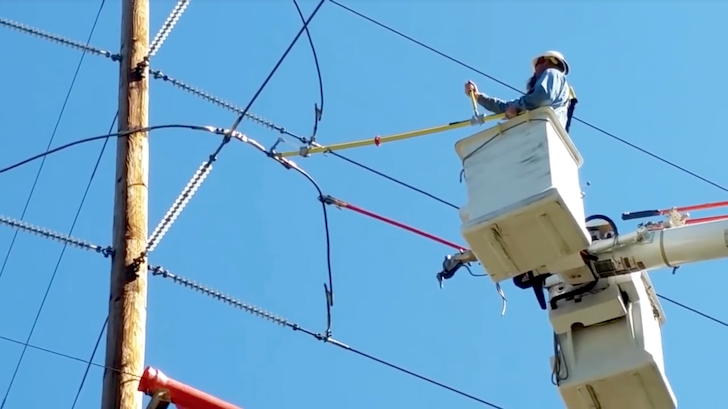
[102, 0, 149, 408]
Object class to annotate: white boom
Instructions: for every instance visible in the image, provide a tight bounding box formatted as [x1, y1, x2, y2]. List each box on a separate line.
[589, 218, 728, 275]
[444, 106, 728, 409]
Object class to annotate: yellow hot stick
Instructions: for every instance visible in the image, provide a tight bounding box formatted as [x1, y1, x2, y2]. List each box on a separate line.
[278, 113, 505, 158]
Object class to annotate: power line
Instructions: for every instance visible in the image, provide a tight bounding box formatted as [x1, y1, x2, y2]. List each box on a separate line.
[284, 161, 336, 335]
[70, 316, 108, 409]
[328, 0, 728, 195]
[0, 113, 116, 409]
[328, 151, 459, 209]
[226, 0, 326, 136]
[0, 332, 134, 380]
[0, 13, 449, 211]
[0, 1, 106, 288]
[322, 0, 728, 329]
[292, 0, 325, 142]
[658, 294, 728, 327]
[0, 2, 109, 406]
[149, 264, 505, 408]
[0, 124, 225, 176]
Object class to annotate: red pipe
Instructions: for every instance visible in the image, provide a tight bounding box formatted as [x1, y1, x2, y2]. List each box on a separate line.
[668, 200, 728, 213]
[324, 196, 466, 251]
[685, 214, 728, 225]
[623, 200, 728, 221]
[138, 366, 242, 409]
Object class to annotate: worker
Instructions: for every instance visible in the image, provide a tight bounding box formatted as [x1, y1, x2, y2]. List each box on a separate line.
[464, 50, 578, 132]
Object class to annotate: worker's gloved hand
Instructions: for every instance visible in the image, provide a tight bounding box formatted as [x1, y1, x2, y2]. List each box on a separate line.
[464, 80, 478, 97]
[505, 105, 518, 119]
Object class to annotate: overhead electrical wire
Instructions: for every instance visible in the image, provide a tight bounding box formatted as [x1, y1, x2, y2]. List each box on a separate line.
[327, 0, 728, 195]
[228, 130, 338, 336]
[0, 124, 226, 176]
[0, 333, 137, 380]
[64, 112, 116, 408]
[225, 0, 325, 139]
[0, 114, 118, 409]
[328, 151, 459, 209]
[287, 164, 336, 336]
[0, 0, 106, 289]
[0, 2, 109, 407]
[292, 0, 325, 142]
[290, 0, 334, 334]
[657, 294, 728, 327]
[2, 4, 723, 408]
[0, 10, 456, 214]
[70, 316, 108, 409]
[150, 264, 506, 408]
[317, 0, 728, 329]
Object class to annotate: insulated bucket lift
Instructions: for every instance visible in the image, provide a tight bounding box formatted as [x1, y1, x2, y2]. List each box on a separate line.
[455, 106, 592, 285]
[447, 106, 722, 409]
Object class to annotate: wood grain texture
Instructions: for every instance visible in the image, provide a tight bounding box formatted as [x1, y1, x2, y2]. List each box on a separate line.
[101, 0, 149, 408]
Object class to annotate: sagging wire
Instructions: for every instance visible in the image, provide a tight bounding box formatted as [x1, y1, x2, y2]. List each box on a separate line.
[0, 124, 222, 175]
[0, 4, 466, 213]
[0, 124, 228, 266]
[292, 0, 324, 144]
[149, 264, 506, 409]
[151, 1, 328, 263]
[226, 0, 326, 137]
[320, 196, 506, 314]
[2, 111, 118, 409]
[238, 134, 336, 337]
[145, 0, 325, 260]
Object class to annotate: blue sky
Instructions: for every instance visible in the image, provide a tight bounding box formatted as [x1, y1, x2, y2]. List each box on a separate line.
[1, 1, 727, 408]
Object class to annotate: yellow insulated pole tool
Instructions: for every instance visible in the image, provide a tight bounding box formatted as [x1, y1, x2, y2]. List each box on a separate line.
[277, 112, 505, 158]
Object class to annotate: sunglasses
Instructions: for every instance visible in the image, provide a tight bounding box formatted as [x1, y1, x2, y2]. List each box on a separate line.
[536, 56, 561, 66]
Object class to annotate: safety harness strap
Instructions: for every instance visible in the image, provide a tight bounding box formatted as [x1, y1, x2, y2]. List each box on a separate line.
[565, 85, 578, 133]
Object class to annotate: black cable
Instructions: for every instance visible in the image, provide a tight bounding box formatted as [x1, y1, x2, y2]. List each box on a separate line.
[156, 270, 505, 408]
[271, 127, 458, 210]
[286, 164, 335, 335]
[0, 124, 220, 175]
[328, 0, 728, 194]
[0, 333, 136, 379]
[329, 151, 459, 209]
[337, 344, 505, 408]
[0, 3, 108, 407]
[226, 0, 326, 139]
[292, 0, 325, 142]
[326, 0, 728, 329]
[657, 294, 728, 327]
[0, 0, 107, 288]
[70, 315, 108, 409]
[0, 112, 117, 409]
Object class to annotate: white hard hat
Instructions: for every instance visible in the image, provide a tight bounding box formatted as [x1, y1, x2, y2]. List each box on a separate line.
[532, 50, 570, 75]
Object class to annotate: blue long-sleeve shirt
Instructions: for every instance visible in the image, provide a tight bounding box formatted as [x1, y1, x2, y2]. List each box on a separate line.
[476, 68, 572, 129]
